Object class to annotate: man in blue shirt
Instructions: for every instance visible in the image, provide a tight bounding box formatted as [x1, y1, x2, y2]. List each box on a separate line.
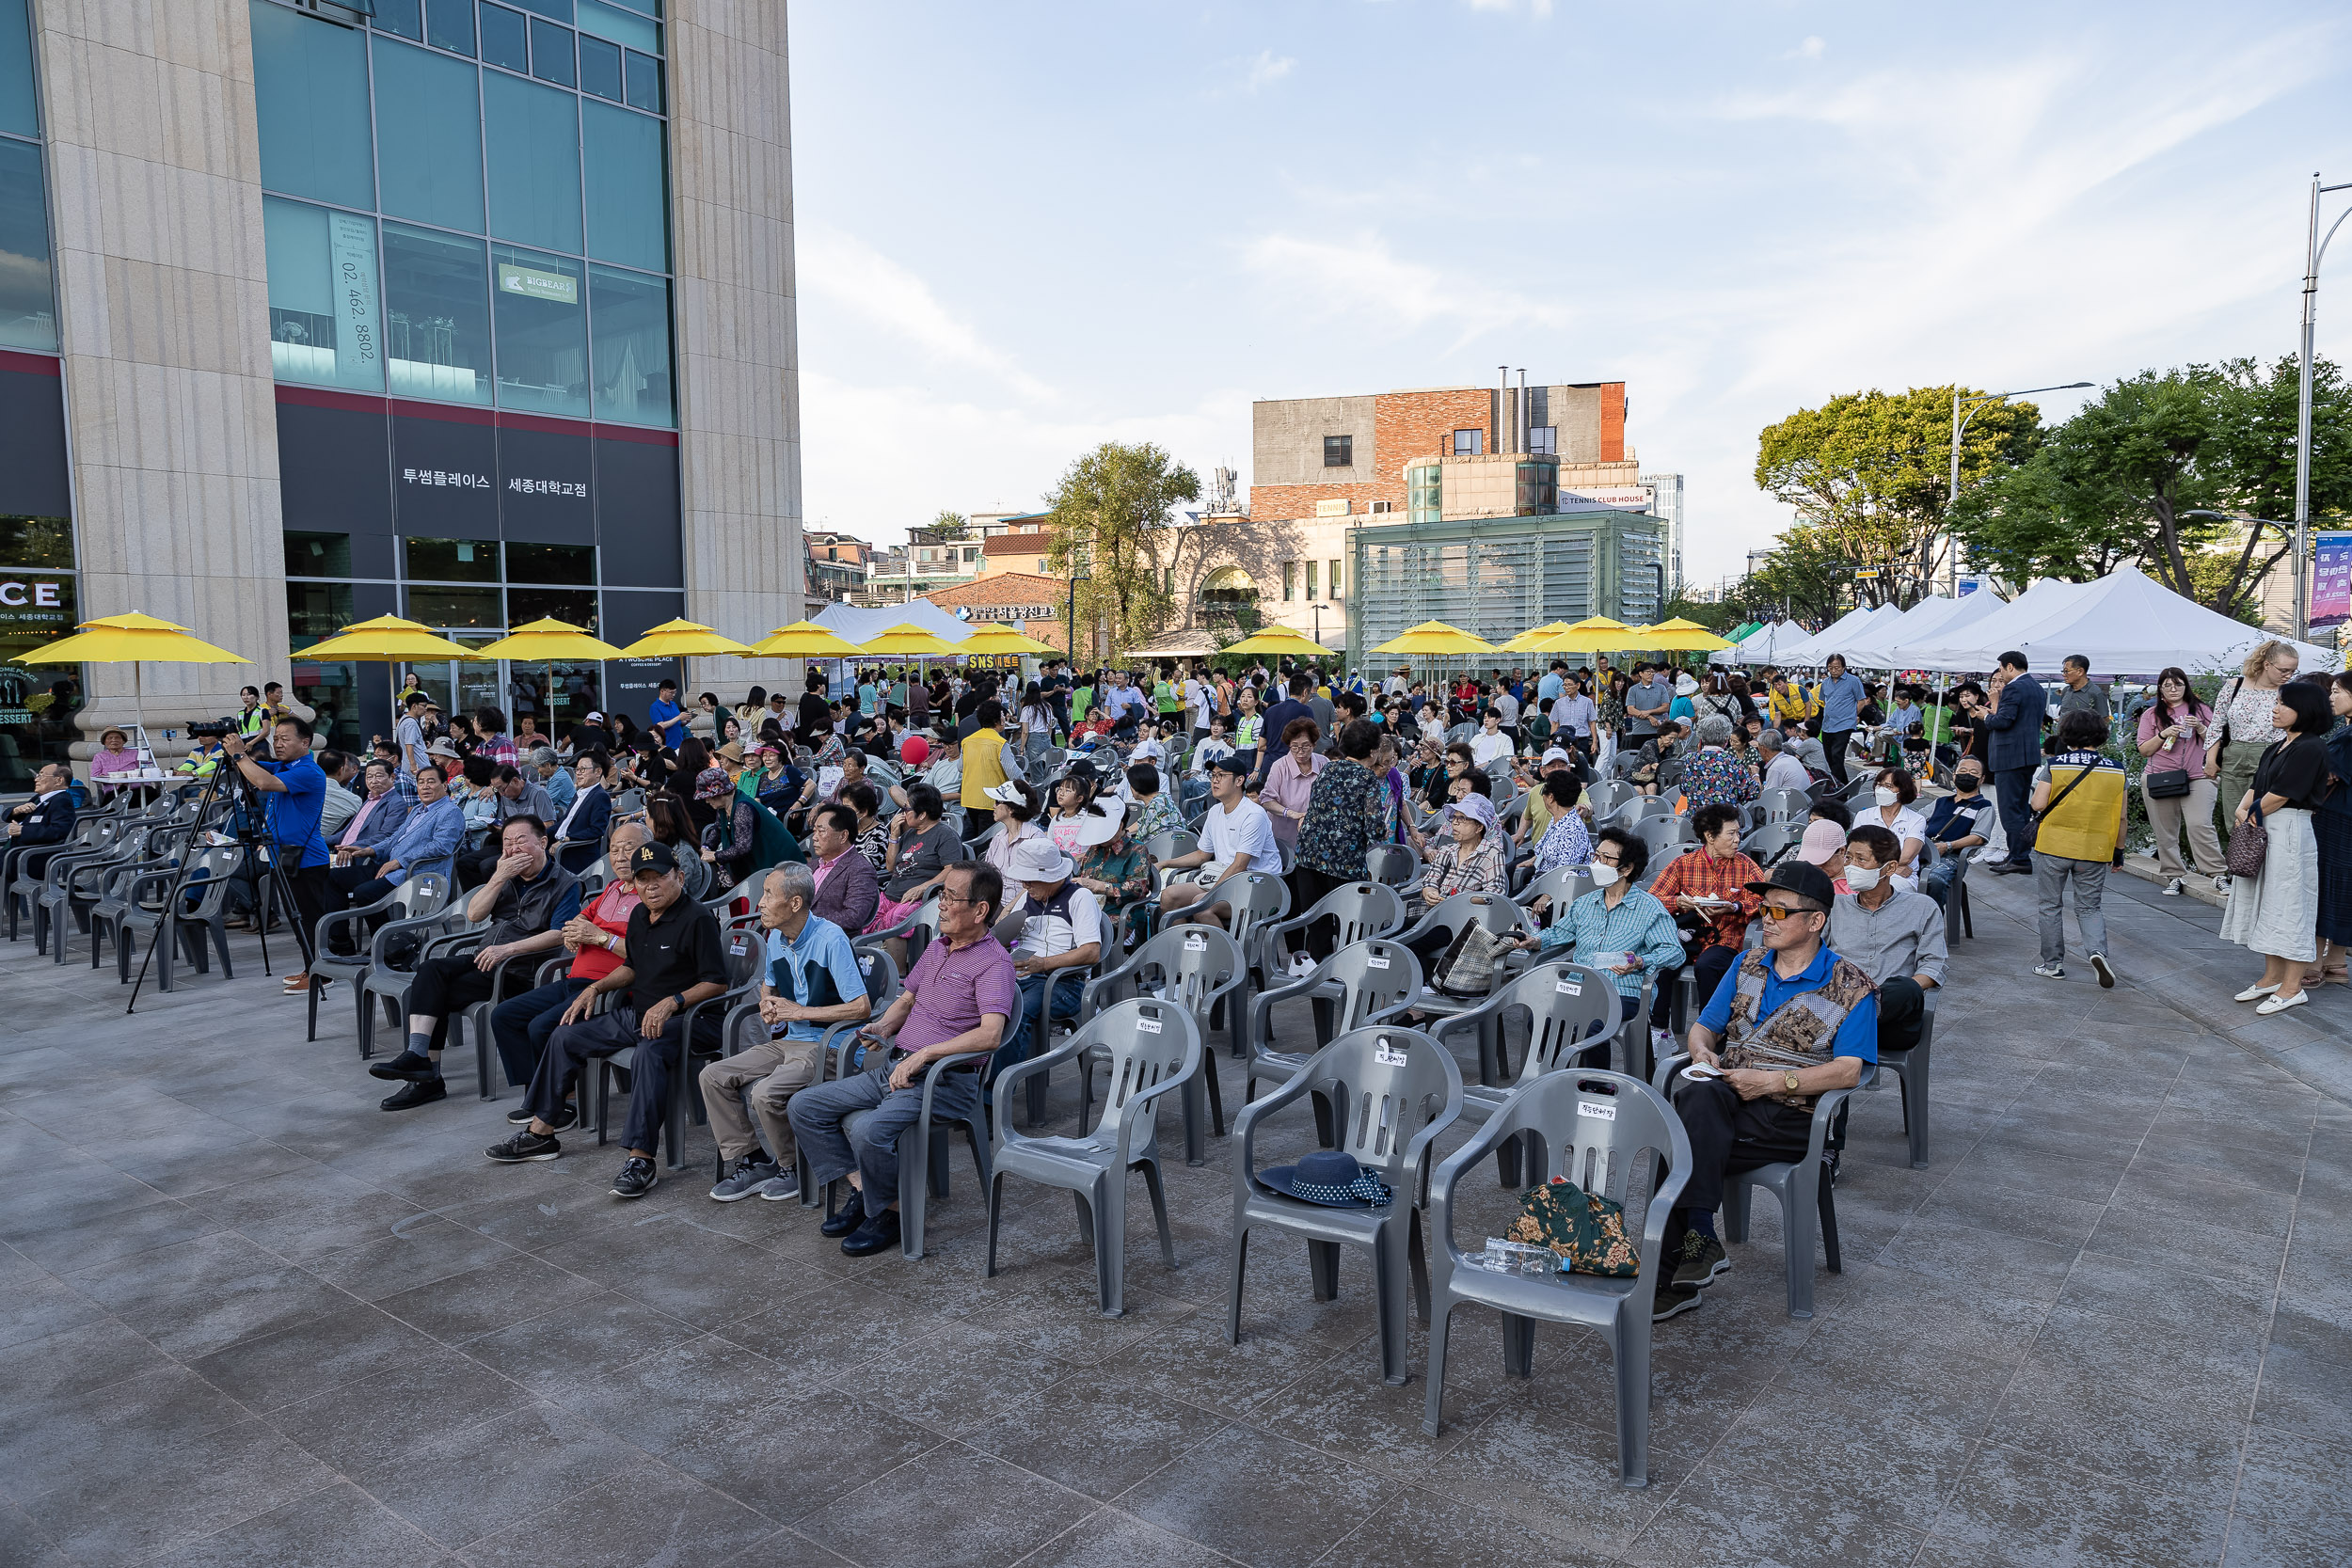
[225, 716, 335, 990]
[1814, 652, 1868, 786]
[321, 763, 465, 962]
[1536, 661, 1565, 707]
[647, 679, 687, 749]
[1658, 859, 1878, 1321]
[696, 862, 872, 1202]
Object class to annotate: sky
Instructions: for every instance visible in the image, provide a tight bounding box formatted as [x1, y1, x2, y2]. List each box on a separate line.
[785, 0, 2352, 586]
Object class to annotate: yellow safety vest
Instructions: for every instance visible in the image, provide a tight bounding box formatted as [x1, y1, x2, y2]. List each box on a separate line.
[961, 726, 1008, 810]
[2036, 754, 2124, 862]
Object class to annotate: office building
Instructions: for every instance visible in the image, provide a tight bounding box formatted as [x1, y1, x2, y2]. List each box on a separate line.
[0, 0, 800, 780]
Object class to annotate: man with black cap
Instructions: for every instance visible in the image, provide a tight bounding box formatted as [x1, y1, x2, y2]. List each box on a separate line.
[485, 839, 729, 1198]
[1656, 858, 1878, 1321]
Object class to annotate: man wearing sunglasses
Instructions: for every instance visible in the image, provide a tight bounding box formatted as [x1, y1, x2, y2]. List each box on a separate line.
[1657, 859, 1878, 1322]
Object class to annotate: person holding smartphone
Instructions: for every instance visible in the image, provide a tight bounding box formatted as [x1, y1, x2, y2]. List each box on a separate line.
[2136, 665, 2221, 895]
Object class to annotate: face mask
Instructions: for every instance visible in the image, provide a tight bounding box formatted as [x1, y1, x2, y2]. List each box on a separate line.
[1846, 864, 1882, 892]
[1955, 775, 1980, 794]
[1589, 864, 1622, 889]
[1874, 786, 1900, 808]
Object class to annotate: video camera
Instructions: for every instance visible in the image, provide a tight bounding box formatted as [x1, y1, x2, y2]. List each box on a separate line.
[186, 718, 239, 739]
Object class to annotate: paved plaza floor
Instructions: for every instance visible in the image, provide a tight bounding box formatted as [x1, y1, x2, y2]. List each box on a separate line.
[2, 866, 2346, 1568]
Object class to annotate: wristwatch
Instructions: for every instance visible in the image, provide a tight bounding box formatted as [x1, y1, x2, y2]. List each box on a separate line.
[1783, 1070, 1803, 1093]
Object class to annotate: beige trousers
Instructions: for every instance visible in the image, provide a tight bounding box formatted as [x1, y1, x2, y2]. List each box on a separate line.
[2143, 775, 2225, 879]
[697, 1036, 824, 1164]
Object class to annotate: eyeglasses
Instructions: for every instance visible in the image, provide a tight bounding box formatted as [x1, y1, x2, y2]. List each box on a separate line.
[936, 890, 977, 905]
[1758, 902, 1822, 922]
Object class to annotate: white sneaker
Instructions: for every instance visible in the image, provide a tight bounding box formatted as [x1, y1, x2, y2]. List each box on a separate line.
[2161, 878, 2184, 896]
[2090, 952, 2116, 989]
[2213, 874, 2231, 893]
[2032, 962, 2065, 979]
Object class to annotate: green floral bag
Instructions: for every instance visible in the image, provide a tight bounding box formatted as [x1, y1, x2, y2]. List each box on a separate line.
[1504, 1176, 1641, 1277]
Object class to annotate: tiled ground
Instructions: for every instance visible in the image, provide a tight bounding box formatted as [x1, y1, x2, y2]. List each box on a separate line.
[1, 865, 2345, 1568]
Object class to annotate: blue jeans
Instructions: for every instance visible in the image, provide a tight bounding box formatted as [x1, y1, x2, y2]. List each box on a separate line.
[788, 1063, 982, 1210]
[1013, 971, 1086, 1059]
[1919, 857, 1959, 907]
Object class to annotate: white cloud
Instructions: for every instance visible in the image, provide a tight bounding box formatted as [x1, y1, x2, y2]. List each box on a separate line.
[1784, 36, 1825, 60]
[1462, 0, 1554, 15]
[1239, 231, 1570, 345]
[1239, 50, 1294, 93]
[795, 227, 1056, 403]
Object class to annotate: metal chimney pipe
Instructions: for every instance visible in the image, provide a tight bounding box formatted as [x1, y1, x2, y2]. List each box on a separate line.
[1517, 369, 1528, 453]
[1498, 365, 1510, 454]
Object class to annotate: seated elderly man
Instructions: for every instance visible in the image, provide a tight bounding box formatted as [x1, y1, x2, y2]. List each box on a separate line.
[4, 761, 76, 859]
[1756, 728, 1813, 793]
[327, 760, 462, 923]
[1829, 824, 1946, 1056]
[485, 841, 729, 1198]
[789, 861, 1017, 1257]
[1660, 859, 1878, 1322]
[488, 819, 649, 1118]
[365, 815, 581, 1111]
[700, 863, 872, 1203]
[1005, 835, 1104, 1061]
[806, 801, 880, 935]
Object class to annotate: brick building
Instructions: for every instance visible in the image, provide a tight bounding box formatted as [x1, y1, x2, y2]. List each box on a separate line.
[923, 571, 1071, 654]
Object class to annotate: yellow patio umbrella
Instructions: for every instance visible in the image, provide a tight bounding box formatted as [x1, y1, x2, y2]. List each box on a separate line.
[1534, 616, 1637, 655]
[858, 623, 962, 657]
[1620, 616, 1735, 653]
[739, 620, 866, 659]
[16, 613, 249, 752]
[1497, 621, 1574, 654]
[617, 617, 753, 658]
[1372, 620, 1496, 656]
[1220, 625, 1330, 657]
[302, 613, 487, 664]
[470, 617, 627, 736]
[953, 623, 1058, 657]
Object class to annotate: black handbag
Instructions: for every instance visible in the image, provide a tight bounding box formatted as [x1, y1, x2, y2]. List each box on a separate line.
[2144, 768, 2192, 800]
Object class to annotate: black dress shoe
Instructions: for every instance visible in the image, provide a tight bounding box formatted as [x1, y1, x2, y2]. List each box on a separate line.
[819, 1190, 866, 1238]
[379, 1078, 447, 1112]
[369, 1051, 437, 1082]
[839, 1207, 901, 1257]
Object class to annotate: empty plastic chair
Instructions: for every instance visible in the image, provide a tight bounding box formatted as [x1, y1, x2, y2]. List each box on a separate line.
[1078, 923, 1243, 1164]
[1876, 988, 1933, 1169]
[1243, 937, 1423, 1106]
[1516, 864, 1596, 919]
[1421, 1069, 1690, 1486]
[988, 997, 1202, 1315]
[1426, 956, 1618, 1100]
[1364, 842, 1422, 893]
[1259, 879, 1405, 974]
[308, 874, 451, 1047]
[1228, 1025, 1463, 1385]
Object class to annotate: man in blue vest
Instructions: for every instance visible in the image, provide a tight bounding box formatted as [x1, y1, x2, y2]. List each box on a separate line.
[1979, 650, 2048, 875]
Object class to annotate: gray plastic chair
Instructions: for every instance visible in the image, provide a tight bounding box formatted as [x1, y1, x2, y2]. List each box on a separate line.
[1652, 1048, 1867, 1319]
[1260, 879, 1405, 975]
[1607, 796, 1674, 830]
[1228, 1025, 1463, 1385]
[988, 997, 1202, 1315]
[358, 911, 488, 1058]
[1364, 841, 1422, 893]
[1634, 823, 1692, 886]
[1876, 989, 1933, 1169]
[763, 947, 906, 1199]
[1756, 787, 1809, 822]
[83, 825, 192, 972]
[1515, 863, 1595, 919]
[36, 823, 154, 963]
[1195, 868, 1291, 992]
[1391, 891, 1539, 1019]
[822, 1017, 1008, 1259]
[7, 812, 121, 945]
[1740, 821, 1799, 867]
[1078, 923, 1243, 1164]
[1585, 780, 1635, 820]
[467, 954, 572, 1101]
[105, 844, 240, 991]
[1426, 955, 1618, 1103]
[1421, 1069, 1690, 1487]
[1244, 937, 1423, 1107]
[1941, 849, 1973, 943]
[854, 886, 943, 971]
[307, 874, 451, 1046]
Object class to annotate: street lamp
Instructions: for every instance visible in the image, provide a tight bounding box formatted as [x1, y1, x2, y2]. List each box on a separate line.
[2294, 172, 2352, 643]
[1946, 381, 2094, 593]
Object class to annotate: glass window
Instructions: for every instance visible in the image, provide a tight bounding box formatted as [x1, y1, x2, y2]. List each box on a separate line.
[607, 0, 660, 17]
[623, 49, 661, 113]
[0, 0, 37, 138]
[511, 0, 573, 18]
[0, 139, 55, 352]
[484, 71, 582, 255]
[587, 263, 671, 427]
[372, 38, 485, 235]
[479, 3, 527, 71]
[1328, 559, 1342, 597]
[1304, 561, 1317, 601]
[506, 541, 595, 583]
[1281, 562, 1295, 602]
[405, 535, 500, 581]
[529, 19, 575, 87]
[578, 35, 622, 101]
[284, 531, 354, 578]
[405, 584, 503, 627]
[1452, 428, 1483, 455]
[425, 0, 474, 54]
[262, 197, 383, 392]
[581, 101, 666, 271]
[372, 0, 423, 42]
[286, 580, 355, 648]
[1527, 425, 1556, 455]
[249, 0, 374, 211]
[491, 245, 587, 417]
[0, 515, 72, 568]
[383, 223, 492, 404]
[1322, 435, 1351, 467]
[1407, 464, 1440, 525]
[576, 0, 659, 54]
[509, 585, 597, 628]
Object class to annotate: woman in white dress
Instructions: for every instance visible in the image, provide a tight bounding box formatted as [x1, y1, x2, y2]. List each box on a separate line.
[2218, 683, 2333, 1016]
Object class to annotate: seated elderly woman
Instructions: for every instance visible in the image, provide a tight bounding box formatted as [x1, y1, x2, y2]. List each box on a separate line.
[1677, 714, 1762, 813]
[90, 727, 144, 797]
[1520, 825, 1686, 1030]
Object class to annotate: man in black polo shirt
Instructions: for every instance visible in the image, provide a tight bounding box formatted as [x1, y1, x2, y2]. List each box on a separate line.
[367, 815, 580, 1112]
[486, 840, 728, 1197]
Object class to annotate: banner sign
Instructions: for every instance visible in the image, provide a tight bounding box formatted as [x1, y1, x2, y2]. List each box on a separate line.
[2313, 531, 2352, 631]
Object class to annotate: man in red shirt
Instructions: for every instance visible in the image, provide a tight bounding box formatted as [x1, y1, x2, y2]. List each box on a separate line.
[485, 820, 647, 1117]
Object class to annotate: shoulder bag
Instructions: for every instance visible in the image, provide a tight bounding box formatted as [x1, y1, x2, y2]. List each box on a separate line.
[2226, 798, 2268, 880]
[2143, 705, 2194, 800]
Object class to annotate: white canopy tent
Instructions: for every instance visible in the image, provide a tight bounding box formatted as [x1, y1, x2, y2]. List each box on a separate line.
[810, 599, 977, 646]
[1899, 565, 2341, 675]
[1710, 619, 1802, 665]
[1840, 590, 2010, 669]
[1777, 604, 1906, 668]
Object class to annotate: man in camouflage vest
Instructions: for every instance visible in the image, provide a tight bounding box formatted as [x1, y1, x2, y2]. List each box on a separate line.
[1658, 860, 1879, 1322]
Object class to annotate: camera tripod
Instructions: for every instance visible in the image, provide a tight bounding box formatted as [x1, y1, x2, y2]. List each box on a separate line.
[124, 750, 308, 1014]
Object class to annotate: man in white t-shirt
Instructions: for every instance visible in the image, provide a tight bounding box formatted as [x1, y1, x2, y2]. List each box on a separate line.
[1007, 835, 1103, 1060]
[1157, 755, 1278, 926]
[1182, 671, 1214, 740]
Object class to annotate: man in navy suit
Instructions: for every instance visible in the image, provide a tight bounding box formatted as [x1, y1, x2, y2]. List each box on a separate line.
[6, 762, 75, 847]
[1980, 651, 2047, 874]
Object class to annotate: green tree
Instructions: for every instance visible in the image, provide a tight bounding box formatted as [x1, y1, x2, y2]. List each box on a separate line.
[1756, 386, 2043, 604]
[1041, 441, 1200, 657]
[928, 510, 969, 539]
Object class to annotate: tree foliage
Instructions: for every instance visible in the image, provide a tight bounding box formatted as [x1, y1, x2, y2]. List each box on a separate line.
[928, 510, 969, 539]
[1949, 356, 2352, 615]
[1755, 386, 2042, 604]
[1041, 442, 1200, 657]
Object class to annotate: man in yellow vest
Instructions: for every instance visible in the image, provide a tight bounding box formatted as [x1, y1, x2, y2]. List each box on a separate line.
[958, 697, 1024, 835]
[2026, 707, 2125, 987]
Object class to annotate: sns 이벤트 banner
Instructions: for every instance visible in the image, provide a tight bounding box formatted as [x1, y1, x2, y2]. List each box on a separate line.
[2313, 531, 2352, 631]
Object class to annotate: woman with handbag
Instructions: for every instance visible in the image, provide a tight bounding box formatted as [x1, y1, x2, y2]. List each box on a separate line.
[2206, 640, 2300, 892]
[2137, 666, 2223, 895]
[2219, 682, 2333, 1015]
[2311, 672, 2352, 986]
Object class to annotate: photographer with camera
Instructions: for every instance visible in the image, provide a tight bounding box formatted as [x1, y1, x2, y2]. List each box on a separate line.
[220, 715, 334, 993]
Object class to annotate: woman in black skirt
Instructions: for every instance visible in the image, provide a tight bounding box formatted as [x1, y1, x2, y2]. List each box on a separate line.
[2312, 671, 2352, 986]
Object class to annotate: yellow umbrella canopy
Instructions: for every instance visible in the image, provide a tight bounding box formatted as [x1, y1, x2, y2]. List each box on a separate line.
[302, 613, 486, 662]
[739, 620, 866, 658]
[1496, 621, 1574, 654]
[1621, 617, 1735, 653]
[859, 624, 962, 657]
[1220, 625, 1330, 657]
[472, 616, 628, 662]
[1534, 615, 1638, 654]
[953, 624, 1058, 656]
[16, 611, 248, 667]
[1372, 620, 1496, 656]
[616, 618, 753, 658]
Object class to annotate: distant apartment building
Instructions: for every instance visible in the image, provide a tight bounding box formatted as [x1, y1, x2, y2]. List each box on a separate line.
[803, 531, 874, 610]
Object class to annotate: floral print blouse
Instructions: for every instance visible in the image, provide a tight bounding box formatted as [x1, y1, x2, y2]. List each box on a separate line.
[1296, 756, 1391, 879]
[1677, 746, 1760, 812]
[1077, 832, 1150, 911]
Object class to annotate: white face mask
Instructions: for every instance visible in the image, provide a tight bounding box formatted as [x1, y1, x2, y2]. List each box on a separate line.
[1589, 863, 1622, 889]
[1874, 786, 1900, 808]
[1846, 864, 1882, 892]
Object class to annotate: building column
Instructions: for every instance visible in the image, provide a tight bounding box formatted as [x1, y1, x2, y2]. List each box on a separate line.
[36, 0, 287, 761]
